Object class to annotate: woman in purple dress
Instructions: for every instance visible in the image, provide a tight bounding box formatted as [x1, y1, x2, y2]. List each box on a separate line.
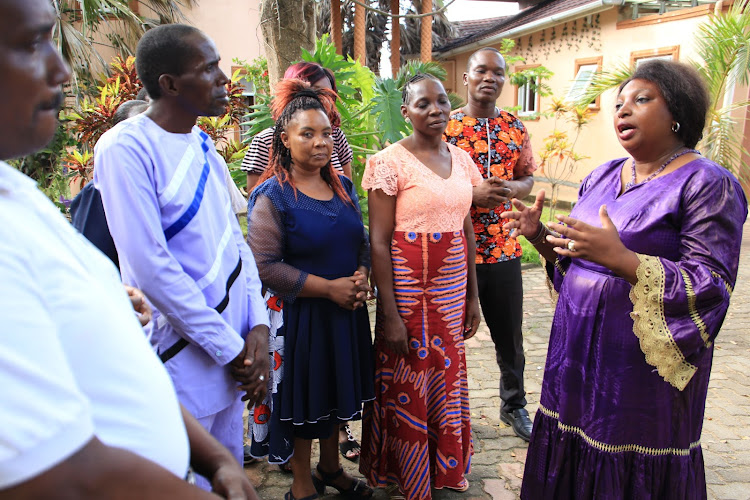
[504, 60, 747, 499]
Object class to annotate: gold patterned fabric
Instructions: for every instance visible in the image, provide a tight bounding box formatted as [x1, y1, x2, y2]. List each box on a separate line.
[629, 254, 698, 391]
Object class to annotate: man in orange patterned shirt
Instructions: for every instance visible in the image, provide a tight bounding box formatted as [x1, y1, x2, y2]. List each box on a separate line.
[443, 47, 537, 441]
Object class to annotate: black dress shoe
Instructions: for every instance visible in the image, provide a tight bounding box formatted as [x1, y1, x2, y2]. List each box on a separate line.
[500, 408, 533, 442]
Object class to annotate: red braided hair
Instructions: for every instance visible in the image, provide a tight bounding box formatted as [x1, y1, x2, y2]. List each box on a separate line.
[255, 79, 353, 207]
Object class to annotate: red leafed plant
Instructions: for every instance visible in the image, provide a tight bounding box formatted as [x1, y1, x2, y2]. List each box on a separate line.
[62, 150, 94, 191]
[68, 55, 144, 149]
[69, 80, 125, 149]
[107, 55, 141, 101]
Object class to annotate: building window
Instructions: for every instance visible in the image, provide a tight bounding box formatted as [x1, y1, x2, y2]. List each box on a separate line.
[621, 1, 714, 22]
[630, 46, 680, 68]
[439, 60, 456, 93]
[566, 56, 603, 110]
[514, 64, 541, 119]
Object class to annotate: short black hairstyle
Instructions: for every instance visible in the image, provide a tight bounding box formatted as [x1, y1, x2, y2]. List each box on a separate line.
[113, 100, 148, 126]
[619, 60, 709, 149]
[402, 73, 443, 105]
[135, 87, 150, 101]
[467, 47, 504, 72]
[136, 24, 204, 100]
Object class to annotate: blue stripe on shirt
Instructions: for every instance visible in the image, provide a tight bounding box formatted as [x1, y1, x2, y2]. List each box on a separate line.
[164, 133, 211, 241]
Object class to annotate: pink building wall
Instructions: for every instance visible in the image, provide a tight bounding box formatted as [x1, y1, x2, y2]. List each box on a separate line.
[439, 4, 743, 202]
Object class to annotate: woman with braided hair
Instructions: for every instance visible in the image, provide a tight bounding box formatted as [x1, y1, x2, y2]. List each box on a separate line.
[240, 62, 353, 190]
[241, 62, 363, 466]
[247, 79, 374, 500]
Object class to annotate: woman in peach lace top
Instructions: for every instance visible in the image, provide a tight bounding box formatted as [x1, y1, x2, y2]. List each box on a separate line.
[358, 74, 482, 500]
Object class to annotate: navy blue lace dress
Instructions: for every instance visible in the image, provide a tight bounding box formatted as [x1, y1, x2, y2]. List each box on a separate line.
[246, 176, 374, 463]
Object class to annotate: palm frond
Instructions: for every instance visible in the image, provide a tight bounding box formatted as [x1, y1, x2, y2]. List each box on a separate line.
[694, 0, 750, 111]
[572, 62, 632, 110]
[395, 60, 448, 87]
[52, 0, 195, 93]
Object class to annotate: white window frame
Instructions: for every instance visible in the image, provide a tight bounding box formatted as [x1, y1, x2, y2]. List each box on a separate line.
[517, 76, 540, 117]
[566, 64, 598, 104]
[630, 46, 680, 68]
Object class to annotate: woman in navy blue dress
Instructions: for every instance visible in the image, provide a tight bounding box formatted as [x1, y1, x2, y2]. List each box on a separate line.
[247, 80, 374, 500]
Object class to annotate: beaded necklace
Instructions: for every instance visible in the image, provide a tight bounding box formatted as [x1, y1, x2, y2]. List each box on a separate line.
[624, 148, 700, 191]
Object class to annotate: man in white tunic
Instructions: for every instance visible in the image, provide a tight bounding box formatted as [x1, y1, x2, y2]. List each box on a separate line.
[0, 0, 258, 497]
[93, 24, 270, 486]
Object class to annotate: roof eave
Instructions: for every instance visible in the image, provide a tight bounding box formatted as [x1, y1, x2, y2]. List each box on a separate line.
[435, 1, 612, 59]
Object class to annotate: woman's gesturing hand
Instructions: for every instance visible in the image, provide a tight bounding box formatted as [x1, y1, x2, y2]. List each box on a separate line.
[500, 189, 545, 239]
[545, 204, 639, 283]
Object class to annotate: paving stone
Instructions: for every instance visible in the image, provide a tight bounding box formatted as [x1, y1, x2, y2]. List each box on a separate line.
[706, 482, 750, 500]
[497, 462, 524, 491]
[483, 479, 518, 500]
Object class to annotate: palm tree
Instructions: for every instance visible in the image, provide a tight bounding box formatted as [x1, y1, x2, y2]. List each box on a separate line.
[52, 0, 197, 92]
[316, 0, 454, 74]
[575, 0, 750, 177]
[397, 0, 454, 64]
[693, 0, 750, 176]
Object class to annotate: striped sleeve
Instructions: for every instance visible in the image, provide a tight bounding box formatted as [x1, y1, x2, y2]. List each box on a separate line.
[333, 128, 353, 167]
[239, 127, 274, 173]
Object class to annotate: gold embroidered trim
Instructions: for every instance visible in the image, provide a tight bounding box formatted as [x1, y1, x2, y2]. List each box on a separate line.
[554, 258, 567, 278]
[538, 404, 701, 456]
[540, 256, 559, 305]
[679, 268, 710, 347]
[711, 271, 733, 295]
[629, 254, 697, 391]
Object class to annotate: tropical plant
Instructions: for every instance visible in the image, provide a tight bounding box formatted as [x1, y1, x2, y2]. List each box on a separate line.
[574, 0, 750, 177]
[62, 149, 95, 192]
[394, 59, 464, 109]
[235, 56, 271, 96]
[52, 0, 196, 94]
[68, 78, 129, 149]
[198, 68, 252, 160]
[9, 122, 77, 210]
[538, 98, 591, 220]
[693, 0, 750, 176]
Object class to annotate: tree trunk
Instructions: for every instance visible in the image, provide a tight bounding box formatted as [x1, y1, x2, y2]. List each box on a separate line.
[331, 0, 343, 55]
[420, 0, 432, 62]
[260, 0, 317, 86]
[390, 0, 400, 76]
[354, 0, 366, 65]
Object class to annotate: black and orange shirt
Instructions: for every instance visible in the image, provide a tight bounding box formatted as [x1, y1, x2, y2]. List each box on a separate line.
[443, 108, 537, 264]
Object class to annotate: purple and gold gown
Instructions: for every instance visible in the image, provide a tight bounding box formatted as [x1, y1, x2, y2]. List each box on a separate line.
[521, 157, 747, 500]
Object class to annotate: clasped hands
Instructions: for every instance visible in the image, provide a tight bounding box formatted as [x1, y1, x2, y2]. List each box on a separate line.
[329, 268, 371, 311]
[473, 176, 515, 209]
[230, 324, 271, 409]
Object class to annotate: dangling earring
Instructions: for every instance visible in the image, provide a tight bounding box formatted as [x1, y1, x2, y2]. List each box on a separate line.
[671, 122, 680, 133]
[405, 117, 411, 124]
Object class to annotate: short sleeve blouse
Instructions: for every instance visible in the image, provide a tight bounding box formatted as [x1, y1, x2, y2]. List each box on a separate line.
[362, 142, 482, 233]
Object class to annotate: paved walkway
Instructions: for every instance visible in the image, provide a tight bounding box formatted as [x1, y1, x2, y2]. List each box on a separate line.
[247, 220, 750, 500]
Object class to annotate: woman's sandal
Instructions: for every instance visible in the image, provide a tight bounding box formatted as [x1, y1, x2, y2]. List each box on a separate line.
[284, 490, 318, 500]
[311, 464, 373, 498]
[339, 424, 361, 462]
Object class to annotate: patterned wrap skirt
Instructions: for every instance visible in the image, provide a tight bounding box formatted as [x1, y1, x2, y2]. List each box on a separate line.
[360, 230, 473, 500]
